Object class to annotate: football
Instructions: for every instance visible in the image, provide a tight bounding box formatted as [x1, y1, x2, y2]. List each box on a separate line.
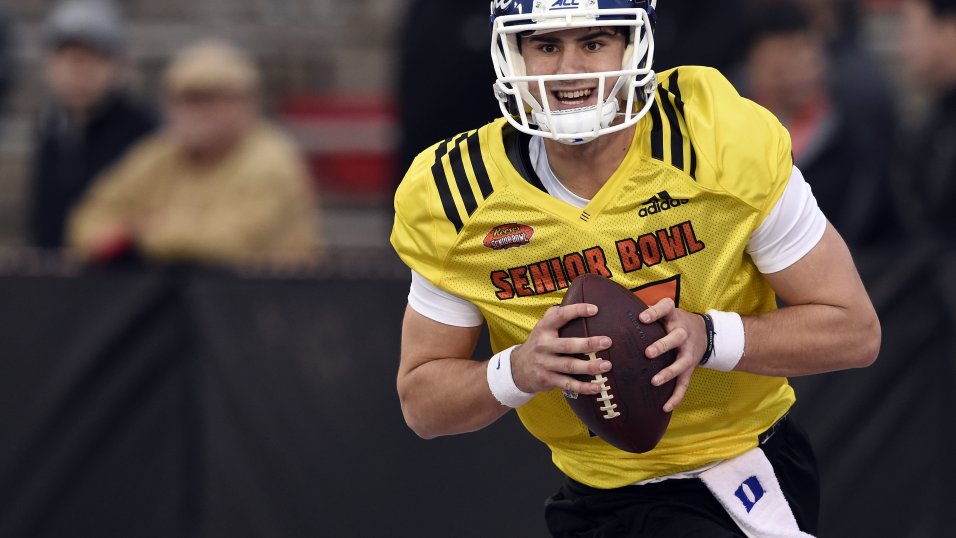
[558, 274, 676, 453]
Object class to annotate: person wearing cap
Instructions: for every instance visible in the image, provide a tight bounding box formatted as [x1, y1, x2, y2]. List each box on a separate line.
[67, 39, 321, 265]
[27, 0, 158, 248]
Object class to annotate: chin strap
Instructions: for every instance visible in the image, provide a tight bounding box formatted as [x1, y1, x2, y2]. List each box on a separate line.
[532, 98, 621, 145]
[532, 72, 631, 145]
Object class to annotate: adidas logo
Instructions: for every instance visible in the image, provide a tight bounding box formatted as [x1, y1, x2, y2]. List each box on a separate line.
[638, 191, 689, 218]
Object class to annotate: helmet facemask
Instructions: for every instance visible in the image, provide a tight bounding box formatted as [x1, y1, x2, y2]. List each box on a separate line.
[492, 6, 657, 145]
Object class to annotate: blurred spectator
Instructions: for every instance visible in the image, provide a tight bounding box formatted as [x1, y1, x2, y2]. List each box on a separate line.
[68, 39, 320, 265]
[27, 0, 158, 248]
[652, 0, 749, 74]
[397, 0, 498, 176]
[800, 0, 899, 236]
[897, 0, 956, 239]
[743, 2, 898, 247]
[798, 0, 898, 174]
[0, 7, 13, 114]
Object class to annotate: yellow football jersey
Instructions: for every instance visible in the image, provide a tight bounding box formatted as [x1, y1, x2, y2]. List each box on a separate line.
[391, 66, 795, 489]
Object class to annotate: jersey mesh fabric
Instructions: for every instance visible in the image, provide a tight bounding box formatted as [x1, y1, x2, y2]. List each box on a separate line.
[408, 165, 827, 326]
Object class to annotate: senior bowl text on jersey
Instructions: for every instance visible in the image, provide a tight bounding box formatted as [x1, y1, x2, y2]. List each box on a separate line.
[392, 66, 794, 489]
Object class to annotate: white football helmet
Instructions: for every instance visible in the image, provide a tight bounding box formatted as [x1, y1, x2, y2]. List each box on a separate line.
[490, 0, 658, 145]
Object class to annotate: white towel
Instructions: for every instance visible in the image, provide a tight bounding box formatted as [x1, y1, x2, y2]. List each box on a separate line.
[699, 447, 815, 538]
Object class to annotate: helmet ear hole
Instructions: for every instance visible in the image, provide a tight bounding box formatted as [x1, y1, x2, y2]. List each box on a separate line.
[498, 84, 521, 116]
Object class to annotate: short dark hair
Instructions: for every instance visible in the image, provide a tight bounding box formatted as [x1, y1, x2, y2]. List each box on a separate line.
[926, 0, 956, 17]
[744, 1, 813, 52]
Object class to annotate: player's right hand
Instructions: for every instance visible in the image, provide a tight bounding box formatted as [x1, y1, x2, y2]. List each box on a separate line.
[510, 304, 612, 396]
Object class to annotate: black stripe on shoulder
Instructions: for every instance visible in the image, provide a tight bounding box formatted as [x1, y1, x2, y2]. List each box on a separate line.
[431, 137, 463, 233]
[447, 132, 478, 217]
[659, 88, 684, 171]
[667, 70, 697, 179]
[667, 69, 684, 101]
[648, 98, 664, 161]
[466, 131, 494, 199]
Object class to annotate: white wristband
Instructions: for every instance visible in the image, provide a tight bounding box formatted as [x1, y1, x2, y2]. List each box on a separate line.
[486, 345, 534, 408]
[700, 310, 745, 372]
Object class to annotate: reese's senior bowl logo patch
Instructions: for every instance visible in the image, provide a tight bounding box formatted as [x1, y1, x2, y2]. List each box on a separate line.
[483, 223, 535, 250]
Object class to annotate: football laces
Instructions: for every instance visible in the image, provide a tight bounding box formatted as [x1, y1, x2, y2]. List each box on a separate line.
[587, 352, 621, 419]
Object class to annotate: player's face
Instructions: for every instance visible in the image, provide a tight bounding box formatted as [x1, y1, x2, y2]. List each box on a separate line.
[521, 27, 627, 112]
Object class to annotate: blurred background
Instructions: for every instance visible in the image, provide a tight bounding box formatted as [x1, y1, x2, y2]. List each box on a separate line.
[0, 0, 939, 253]
[1, 0, 955, 536]
[0, 0, 411, 254]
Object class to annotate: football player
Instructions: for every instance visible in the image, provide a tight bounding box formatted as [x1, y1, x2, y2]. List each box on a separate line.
[391, 1, 880, 535]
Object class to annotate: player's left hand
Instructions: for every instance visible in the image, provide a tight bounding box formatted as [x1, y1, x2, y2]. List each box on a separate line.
[639, 298, 707, 413]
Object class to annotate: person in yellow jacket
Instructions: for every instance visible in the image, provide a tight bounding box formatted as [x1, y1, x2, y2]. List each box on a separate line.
[390, 1, 880, 536]
[69, 39, 319, 266]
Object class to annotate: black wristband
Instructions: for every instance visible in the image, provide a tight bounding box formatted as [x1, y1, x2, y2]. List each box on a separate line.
[697, 312, 716, 365]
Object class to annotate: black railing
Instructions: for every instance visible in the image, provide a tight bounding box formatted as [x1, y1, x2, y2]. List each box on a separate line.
[0, 247, 952, 537]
